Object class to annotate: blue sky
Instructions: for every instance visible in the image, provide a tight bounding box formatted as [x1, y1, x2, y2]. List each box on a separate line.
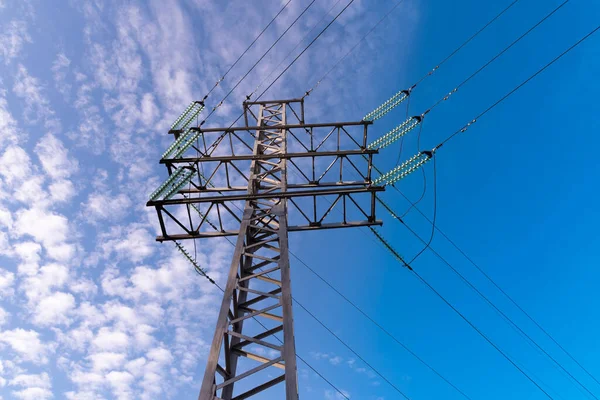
[0, 0, 599, 399]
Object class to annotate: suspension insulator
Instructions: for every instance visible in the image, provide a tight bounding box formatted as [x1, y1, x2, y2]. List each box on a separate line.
[373, 151, 433, 186]
[363, 89, 410, 122]
[170, 101, 205, 131]
[149, 167, 196, 201]
[368, 116, 422, 150]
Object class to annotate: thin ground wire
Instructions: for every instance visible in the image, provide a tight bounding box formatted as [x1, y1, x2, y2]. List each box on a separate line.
[366, 184, 558, 397]
[200, 0, 318, 125]
[396, 167, 426, 220]
[178, 179, 354, 400]
[253, 0, 356, 101]
[303, 0, 405, 98]
[349, 0, 520, 122]
[252, 258, 413, 400]
[379, 197, 599, 399]
[424, 0, 569, 115]
[435, 23, 600, 149]
[202, 0, 293, 102]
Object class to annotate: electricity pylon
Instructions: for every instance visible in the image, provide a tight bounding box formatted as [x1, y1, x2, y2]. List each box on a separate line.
[147, 98, 383, 399]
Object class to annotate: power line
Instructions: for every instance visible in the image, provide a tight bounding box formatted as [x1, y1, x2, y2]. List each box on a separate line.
[184, 163, 470, 399]
[368, 228, 556, 400]
[249, 0, 346, 99]
[389, 150, 600, 390]
[185, 205, 415, 399]
[294, 297, 412, 399]
[370, 20, 600, 400]
[379, 197, 600, 399]
[200, 0, 318, 125]
[201, 0, 293, 103]
[361, 0, 521, 122]
[435, 23, 600, 149]
[210, 0, 358, 133]
[412, 0, 521, 87]
[253, 0, 356, 102]
[303, 0, 406, 98]
[367, 0, 569, 152]
[423, 0, 569, 116]
[410, 267, 556, 399]
[406, 154, 437, 265]
[373, 22, 600, 188]
[288, 250, 474, 399]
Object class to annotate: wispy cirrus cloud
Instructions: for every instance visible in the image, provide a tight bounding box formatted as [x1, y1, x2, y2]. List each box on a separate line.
[0, 0, 418, 398]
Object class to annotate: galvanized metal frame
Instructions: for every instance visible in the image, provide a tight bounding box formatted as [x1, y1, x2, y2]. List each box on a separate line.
[147, 98, 384, 399]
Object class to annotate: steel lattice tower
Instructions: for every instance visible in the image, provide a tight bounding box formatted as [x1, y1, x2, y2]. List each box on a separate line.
[147, 98, 383, 399]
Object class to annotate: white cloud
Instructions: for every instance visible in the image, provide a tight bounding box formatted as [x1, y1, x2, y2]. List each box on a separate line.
[92, 327, 129, 352]
[49, 179, 77, 203]
[0, 20, 30, 64]
[13, 241, 42, 275]
[9, 373, 51, 389]
[33, 291, 76, 326]
[9, 372, 53, 400]
[87, 352, 126, 372]
[82, 192, 131, 221]
[0, 94, 21, 149]
[0, 306, 9, 326]
[106, 370, 134, 399]
[69, 278, 98, 298]
[0, 268, 15, 297]
[98, 225, 155, 264]
[12, 387, 54, 400]
[52, 52, 72, 98]
[0, 328, 52, 364]
[70, 77, 107, 154]
[14, 206, 76, 262]
[35, 134, 78, 180]
[21, 263, 69, 302]
[13, 65, 60, 132]
[325, 389, 351, 400]
[0, 146, 32, 185]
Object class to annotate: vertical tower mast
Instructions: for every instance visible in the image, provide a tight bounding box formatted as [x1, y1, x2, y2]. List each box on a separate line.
[199, 101, 298, 399]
